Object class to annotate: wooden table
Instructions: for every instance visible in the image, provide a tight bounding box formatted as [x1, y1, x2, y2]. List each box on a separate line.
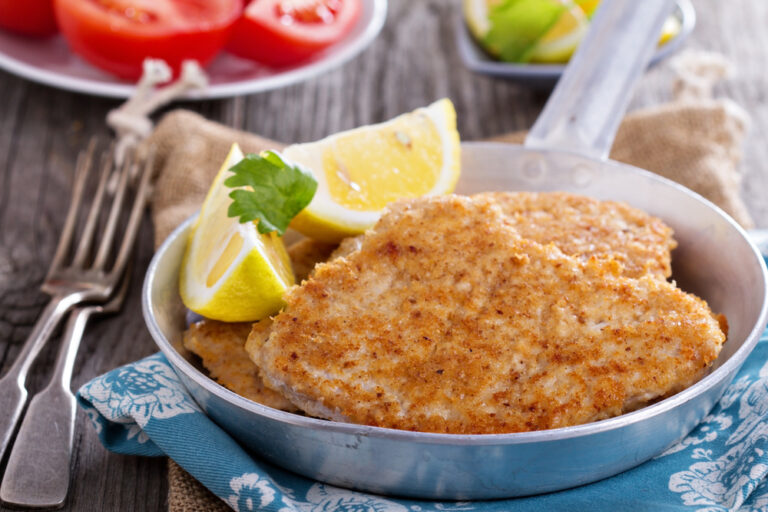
[1, 1, 766, 510]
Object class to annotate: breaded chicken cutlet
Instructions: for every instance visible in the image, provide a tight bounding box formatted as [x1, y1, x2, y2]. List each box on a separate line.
[286, 236, 363, 282]
[182, 319, 297, 411]
[286, 238, 338, 282]
[250, 195, 725, 434]
[474, 191, 677, 278]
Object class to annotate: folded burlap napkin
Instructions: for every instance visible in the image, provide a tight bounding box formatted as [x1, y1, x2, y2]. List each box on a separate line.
[142, 59, 752, 511]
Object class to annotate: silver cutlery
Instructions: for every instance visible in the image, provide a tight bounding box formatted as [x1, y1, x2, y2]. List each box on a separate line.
[0, 272, 131, 509]
[0, 141, 152, 480]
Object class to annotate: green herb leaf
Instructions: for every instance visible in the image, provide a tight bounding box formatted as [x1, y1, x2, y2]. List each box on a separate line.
[224, 150, 318, 236]
[484, 0, 565, 63]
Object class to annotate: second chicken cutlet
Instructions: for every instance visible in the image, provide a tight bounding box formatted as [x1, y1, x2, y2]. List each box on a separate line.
[182, 319, 297, 411]
[287, 238, 339, 282]
[251, 195, 725, 434]
[475, 191, 677, 278]
[181, 236, 350, 410]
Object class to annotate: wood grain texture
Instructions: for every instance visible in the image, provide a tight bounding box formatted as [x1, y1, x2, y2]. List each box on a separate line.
[0, 0, 766, 510]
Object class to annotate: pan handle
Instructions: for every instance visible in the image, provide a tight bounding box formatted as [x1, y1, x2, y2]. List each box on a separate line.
[525, 0, 676, 160]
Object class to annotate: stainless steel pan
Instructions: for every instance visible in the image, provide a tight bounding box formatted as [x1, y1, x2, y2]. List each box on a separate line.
[143, 0, 768, 500]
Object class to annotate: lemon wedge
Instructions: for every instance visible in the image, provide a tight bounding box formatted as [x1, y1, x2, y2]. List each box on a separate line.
[530, 4, 680, 62]
[658, 15, 681, 45]
[179, 143, 294, 322]
[575, 0, 682, 42]
[464, 0, 502, 42]
[285, 99, 461, 242]
[574, 0, 599, 17]
[528, 2, 588, 63]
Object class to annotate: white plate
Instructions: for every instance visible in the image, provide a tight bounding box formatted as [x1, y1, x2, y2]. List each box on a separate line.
[0, 0, 387, 100]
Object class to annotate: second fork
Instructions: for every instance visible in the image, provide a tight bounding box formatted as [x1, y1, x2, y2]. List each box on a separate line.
[0, 273, 131, 509]
[0, 141, 152, 467]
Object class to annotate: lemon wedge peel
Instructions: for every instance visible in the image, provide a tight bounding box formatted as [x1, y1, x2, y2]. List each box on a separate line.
[658, 16, 681, 46]
[574, 0, 599, 18]
[179, 143, 295, 323]
[528, 2, 589, 64]
[464, 0, 494, 42]
[286, 99, 461, 243]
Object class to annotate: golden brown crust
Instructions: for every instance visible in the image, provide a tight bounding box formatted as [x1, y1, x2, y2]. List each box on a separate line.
[182, 319, 298, 411]
[286, 238, 339, 283]
[329, 235, 364, 261]
[255, 195, 725, 434]
[474, 191, 677, 278]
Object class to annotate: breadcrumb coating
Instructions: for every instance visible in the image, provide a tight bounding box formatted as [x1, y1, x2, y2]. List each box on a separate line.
[253, 195, 725, 434]
[182, 319, 298, 411]
[474, 191, 676, 278]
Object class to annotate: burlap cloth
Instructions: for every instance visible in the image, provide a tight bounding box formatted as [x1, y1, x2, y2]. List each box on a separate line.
[147, 81, 752, 512]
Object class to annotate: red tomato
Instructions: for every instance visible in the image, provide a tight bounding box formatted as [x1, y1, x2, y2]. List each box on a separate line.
[227, 0, 361, 67]
[0, 0, 58, 37]
[53, 0, 242, 80]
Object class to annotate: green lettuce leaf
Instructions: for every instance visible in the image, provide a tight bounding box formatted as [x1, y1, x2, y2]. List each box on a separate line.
[484, 0, 566, 63]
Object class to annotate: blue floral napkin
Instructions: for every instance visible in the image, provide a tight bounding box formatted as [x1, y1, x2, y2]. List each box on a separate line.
[78, 328, 768, 512]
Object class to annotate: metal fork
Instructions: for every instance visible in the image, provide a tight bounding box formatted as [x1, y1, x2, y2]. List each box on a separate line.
[0, 140, 152, 467]
[0, 272, 131, 509]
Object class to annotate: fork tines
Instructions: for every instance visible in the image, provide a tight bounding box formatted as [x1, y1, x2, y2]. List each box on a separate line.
[45, 138, 153, 290]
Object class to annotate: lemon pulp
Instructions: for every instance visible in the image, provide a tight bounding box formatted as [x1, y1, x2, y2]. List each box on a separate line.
[285, 98, 461, 242]
[529, 2, 588, 63]
[322, 114, 443, 211]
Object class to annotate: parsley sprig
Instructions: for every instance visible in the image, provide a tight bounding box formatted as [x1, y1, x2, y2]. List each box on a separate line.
[224, 151, 317, 236]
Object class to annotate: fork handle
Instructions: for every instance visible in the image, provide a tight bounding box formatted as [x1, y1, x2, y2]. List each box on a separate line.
[0, 294, 79, 464]
[0, 307, 93, 509]
[0, 386, 76, 509]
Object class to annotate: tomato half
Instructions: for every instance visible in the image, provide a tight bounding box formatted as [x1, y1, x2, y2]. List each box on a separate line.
[0, 0, 58, 37]
[227, 0, 361, 67]
[54, 0, 242, 80]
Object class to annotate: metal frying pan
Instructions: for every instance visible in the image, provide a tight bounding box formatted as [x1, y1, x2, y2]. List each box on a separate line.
[143, 0, 768, 500]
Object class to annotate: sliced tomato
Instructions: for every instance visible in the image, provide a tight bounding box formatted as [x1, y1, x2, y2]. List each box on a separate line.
[54, 0, 242, 80]
[0, 0, 58, 37]
[227, 0, 361, 67]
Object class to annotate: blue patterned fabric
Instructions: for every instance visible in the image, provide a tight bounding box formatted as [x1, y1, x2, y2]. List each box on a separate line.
[78, 330, 768, 512]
